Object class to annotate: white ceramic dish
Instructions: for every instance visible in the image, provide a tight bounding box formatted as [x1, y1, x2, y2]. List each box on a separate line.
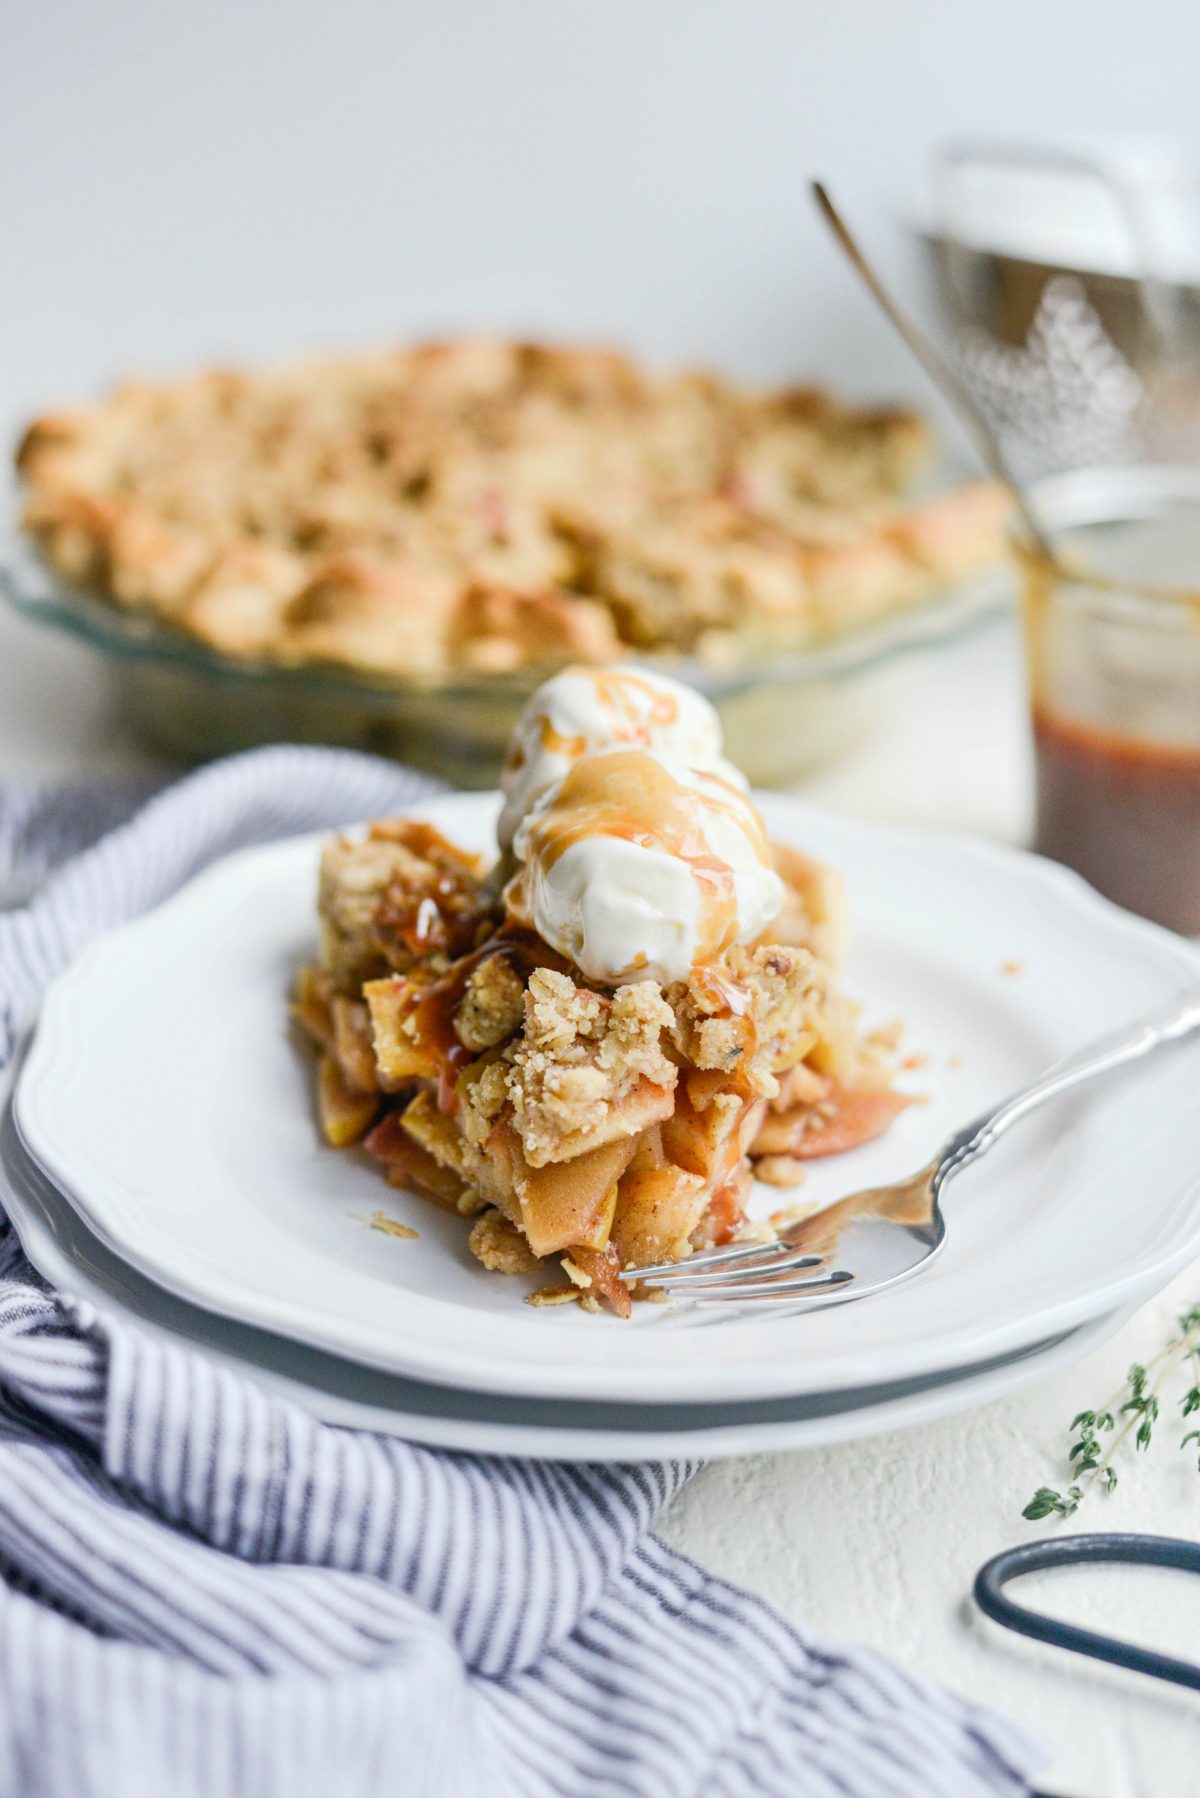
[16, 793, 1200, 1406]
[0, 1068, 1131, 1460]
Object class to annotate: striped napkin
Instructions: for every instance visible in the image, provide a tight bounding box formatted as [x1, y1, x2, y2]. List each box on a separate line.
[0, 747, 1041, 1798]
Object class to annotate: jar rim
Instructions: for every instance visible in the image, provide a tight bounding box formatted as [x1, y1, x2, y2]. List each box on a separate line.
[1017, 464, 1200, 623]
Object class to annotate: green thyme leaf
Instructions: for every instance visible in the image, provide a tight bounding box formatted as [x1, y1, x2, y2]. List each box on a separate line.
[1021, 1304, 1200, 1522]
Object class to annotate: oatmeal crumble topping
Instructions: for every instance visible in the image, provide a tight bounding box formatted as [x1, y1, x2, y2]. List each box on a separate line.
[504, 971, 677, 1166]
[469, 1208, 541, 1275]
[18, 339, 1008, 679]
[454, 954, 526, 1051]
[755, 1155, 811, 1188]
[318, 820, 487, 988]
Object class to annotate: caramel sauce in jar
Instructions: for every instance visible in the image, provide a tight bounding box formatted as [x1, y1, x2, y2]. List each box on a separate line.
[1033, 708, 1200, 934]
[1020, 490, 1200, 936]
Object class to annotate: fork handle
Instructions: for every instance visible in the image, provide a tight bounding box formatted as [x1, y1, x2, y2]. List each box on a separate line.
[935, 989, 1200, 1190]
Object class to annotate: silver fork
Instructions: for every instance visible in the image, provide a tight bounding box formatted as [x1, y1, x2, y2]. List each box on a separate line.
[621, 991, 1200, 1309]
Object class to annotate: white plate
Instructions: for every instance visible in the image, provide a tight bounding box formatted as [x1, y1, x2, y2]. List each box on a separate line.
[16, 793, 1200, 1405]
[0, 1065, 1131, 1460]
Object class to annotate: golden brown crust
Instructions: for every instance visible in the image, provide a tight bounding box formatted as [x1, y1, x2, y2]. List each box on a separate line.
[17, 339, 1009, 678]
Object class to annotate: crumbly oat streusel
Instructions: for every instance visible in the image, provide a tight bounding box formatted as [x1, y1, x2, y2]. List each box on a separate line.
[17, 338, 1009, 680]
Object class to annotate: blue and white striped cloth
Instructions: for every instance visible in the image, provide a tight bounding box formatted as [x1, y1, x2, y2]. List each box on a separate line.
[0, 747, 1042, 1798]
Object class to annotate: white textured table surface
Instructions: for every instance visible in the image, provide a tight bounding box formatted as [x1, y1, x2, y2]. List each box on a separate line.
[1, 602, 1198, 1797]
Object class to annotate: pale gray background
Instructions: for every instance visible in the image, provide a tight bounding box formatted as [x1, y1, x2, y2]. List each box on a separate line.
[2, 0, 1196, 447]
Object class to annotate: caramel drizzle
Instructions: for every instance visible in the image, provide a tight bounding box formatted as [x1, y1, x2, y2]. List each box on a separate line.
[407, 927, 570, 1111]
[371, 820, 485, 961]
[505, 668, 686, 778]
[506, 748, 772, 971]
[589, 669, 681, 736]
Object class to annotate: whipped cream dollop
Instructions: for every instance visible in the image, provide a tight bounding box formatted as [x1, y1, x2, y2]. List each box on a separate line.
[500, 676, 788, 985]
[497, 665, 728, 853]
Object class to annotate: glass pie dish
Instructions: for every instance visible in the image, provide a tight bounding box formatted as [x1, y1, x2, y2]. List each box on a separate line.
[0, 524, 1012, 786]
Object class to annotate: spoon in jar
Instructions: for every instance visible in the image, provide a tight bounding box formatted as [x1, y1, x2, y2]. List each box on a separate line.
[810, 179, 1060, 566]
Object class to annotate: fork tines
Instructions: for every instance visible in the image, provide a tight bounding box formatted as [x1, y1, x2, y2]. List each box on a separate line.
[621, 1239, 851, 1305]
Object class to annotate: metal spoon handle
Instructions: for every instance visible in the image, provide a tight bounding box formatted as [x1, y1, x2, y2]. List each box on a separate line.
[810, 179, 1056, 561]
[936, 990, 1200, 1188]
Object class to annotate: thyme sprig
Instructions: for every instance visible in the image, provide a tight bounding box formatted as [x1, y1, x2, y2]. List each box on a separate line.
[1023, 1303, 1200, 1521]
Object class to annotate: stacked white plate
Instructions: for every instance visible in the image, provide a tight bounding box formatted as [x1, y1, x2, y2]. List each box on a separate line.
[8, 794, 1200, 1460]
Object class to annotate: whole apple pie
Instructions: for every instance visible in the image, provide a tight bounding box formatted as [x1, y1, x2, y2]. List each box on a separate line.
[17, 338, 1008, 681]
[293, 666, 907, 1313]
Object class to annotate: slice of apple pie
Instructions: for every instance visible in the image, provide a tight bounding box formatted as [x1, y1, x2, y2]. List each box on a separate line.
[294, 665, 906, 1313]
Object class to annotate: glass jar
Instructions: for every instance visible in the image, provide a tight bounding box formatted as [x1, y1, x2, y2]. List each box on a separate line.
[1022, 467, 1200, 934]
